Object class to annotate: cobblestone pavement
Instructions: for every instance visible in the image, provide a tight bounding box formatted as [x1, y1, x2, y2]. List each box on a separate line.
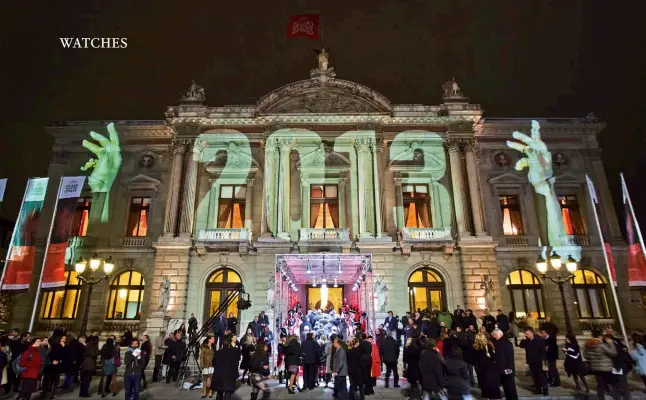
[5, 374, 646, 400]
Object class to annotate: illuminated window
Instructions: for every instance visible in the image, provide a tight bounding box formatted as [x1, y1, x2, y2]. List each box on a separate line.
[127, 197, 151, 237]
[559, 195, 586, 235]
[218, 185, 246, 229]
[506, 270, 545, 318]
[70, 197, 92, 237]
[106, 270, 145, 320]
[572, 269, 610, 318]
[407, 267, 445, 312]
[499, 195, 524, 235]
[40, 271, 81, 319]
[403, 185, 432, 228]
[205, 268, 242, 331]
[310, 185, 339, 228]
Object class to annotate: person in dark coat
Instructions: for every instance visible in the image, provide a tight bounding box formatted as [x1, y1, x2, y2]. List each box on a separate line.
[404, 336, 424, 397]
[284, 335, 302, 393]
[301, 332, 321, 390]
[249, 342, 270, 400]
[212, 314, 228, 349]
[139, 335, 153, 389]
[457, 327, 476, 387]
[239, 334, 256, 385]
[43, 336, 65, 397]
[495, 309, 509, 334]
[79, 337, 98, 398]
[541, 329, 560, 386]
[380, 332, 400, 388]
[188, 313, 198, 342]
[62, 335, 83, 389]
[165, 332, 186, 384]
[473, 332, 501, 399]
[539, 316, 558, 337]
[226, 313, 238, 336]
[246, 317, 262, 339]
[419, 338, 446, 399]
[258, 312, 270, 331]
[492, 329, 518, 400]
[346, 337, 365, 400]
[481, 310, 497, 333]
[562, 333, 589, 392]
[358, 333, 373, 395]
[462, 310, 478, 331]
[444, 347, 470, 399]
[384, 311, 398, 336]
[210, 338, 240, 399]
[520, 327, 547, 395]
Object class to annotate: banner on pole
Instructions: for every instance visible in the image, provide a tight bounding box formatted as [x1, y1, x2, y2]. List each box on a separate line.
[0, 179, 6, 202]
[622, 177, 646, 286]
[585, 175, 617, 285]
[42, 177, 85, 289]
[2, 178, 49, 291]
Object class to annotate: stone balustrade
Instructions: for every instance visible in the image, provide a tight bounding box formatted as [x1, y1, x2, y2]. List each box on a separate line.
[298, 228, 350, 241]
[401, 227, 452, 242]
[196, 228, 251, 242]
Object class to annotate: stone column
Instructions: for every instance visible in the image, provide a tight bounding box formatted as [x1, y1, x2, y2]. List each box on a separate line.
[206, 179, 218, 229]
[338, 178, 348, 229]
[301, 175, 310, 232]
[371, 140, 384, 237]
[163, 141, 186, 236]
[276, 138, 293, 240]
[179, 141, 203, 237]
[464, 139, 486, 236]
[261, 140, 278, 237]
[446, 139, 470, 236]
[355, 137, 375, 237]
[393, 177, 404, 230]
[244, 178, 255, 232]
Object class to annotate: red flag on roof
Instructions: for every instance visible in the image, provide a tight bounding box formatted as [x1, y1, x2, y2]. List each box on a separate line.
[287, 14, 320, 40]
[622, 175, 646, 286]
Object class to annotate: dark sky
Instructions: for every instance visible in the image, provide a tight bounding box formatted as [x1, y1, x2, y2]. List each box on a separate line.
[1, 1, 644, 229]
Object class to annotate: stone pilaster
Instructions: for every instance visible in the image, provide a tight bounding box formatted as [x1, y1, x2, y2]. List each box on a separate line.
[338, 177, 348, 228]
[163, 140, 186, 236]
[355, 137, 375, 237]
[276, 138, 293, 240]
[459, 243, 499, 313]
[148, 246, 191, 320]
[371, 140, 385, 237]
[393, 177, 404, 230]
[464, 139, 487, 236]
[206, 178, 218, 229]
[261, 139, 278, 237]
[245, 178, 255, 231]
[446, 139, 470, 236]
[179, 141, 204, 237]
[301, 175, 310, 230]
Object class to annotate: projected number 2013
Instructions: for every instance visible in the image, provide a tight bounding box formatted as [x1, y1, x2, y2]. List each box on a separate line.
[194, 129, 451, 236]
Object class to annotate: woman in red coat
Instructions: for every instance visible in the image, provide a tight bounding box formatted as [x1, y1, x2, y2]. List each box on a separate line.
[368, 336, 381, 395]
[18, 337, 43, 400]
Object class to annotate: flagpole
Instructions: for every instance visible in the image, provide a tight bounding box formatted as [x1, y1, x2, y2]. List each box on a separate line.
[621, 173, 646, 257]
[586, 175, 629, 345]
[28, 177, 64, 332]
[0, 180, 32, 291]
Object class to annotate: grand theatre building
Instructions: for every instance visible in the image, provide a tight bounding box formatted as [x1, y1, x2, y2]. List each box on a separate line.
[12, 65, 643, 337]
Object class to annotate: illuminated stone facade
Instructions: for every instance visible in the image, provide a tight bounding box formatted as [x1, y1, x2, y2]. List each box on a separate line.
[10, 70, 642, 336]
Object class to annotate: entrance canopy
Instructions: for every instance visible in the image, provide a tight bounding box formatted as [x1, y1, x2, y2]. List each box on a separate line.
[276, 253, 372, 287]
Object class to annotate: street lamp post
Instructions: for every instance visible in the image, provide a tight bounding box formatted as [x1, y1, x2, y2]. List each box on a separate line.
[75, 252, 113, 337]
[536, 251, 578, 334]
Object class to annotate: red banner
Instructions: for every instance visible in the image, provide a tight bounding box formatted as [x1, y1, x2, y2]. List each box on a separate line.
[287, 14, 320, 40]
[42, 177, 85, 289]
[2, 178, 49, 291]
[626, 204, 646, 286]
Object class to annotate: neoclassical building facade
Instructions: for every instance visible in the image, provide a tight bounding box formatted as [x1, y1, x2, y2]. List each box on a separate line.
[10, 67, 643, 336]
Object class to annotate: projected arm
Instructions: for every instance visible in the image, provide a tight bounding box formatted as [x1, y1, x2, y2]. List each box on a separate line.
[506, 120, 565, 246]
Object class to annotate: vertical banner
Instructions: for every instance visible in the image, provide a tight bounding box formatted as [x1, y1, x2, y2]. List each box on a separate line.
[622, 174, 646, 286]
[0, 179, 7, 203]
[41, 176, 85, 289]
[1, 178, 49, 291]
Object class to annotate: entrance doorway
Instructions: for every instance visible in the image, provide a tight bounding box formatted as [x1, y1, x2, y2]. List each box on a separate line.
[204, 268, 242, 333]
[307, 286, 343, 312]
[408, 267, 446, 312]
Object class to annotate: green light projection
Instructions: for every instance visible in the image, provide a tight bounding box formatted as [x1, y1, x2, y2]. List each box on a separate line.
[81, 122, 122, 222]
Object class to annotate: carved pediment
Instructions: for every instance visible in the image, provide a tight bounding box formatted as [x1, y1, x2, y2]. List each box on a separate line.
[488, 171, 527, 184]
[554, 172, 584, 183]
[256, 78, 391, 114]
[122, 174, 162, 192]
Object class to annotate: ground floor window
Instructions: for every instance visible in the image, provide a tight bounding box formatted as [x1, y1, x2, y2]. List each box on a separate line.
[408, 267, 446, 312]
[506, 269, 545, 318]
[572, 269, 610, 318]
[106, 270, 145, 320]
[205, 268, 242, 332]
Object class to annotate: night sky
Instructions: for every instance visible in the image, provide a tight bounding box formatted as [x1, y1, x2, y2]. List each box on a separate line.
[1, 1, 644, 229]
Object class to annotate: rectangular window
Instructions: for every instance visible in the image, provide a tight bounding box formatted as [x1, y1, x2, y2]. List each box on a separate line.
[559, 195, 586, 235]
[402, 185, 432, 228]
[499, 195, 524, 235]
[217, 185, 246, 229]
[127, 197, 151, 237]
[310, 185, 339, 228]
[70, 197, 92, 237]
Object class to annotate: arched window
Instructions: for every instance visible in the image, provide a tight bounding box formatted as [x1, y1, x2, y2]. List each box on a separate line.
[40, 271, 81, 319]
[205, 268, 242, 330]
[572, 269, 610, 318]
[408, 267, 446, 312]
[506, 270, 545, 318]
[106, 270, 145, 320]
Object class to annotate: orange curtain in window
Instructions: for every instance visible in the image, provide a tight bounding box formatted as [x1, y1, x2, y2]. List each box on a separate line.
[327, 203, 339, 228]
[138, 210, 148, 236]
[416, 201, 431, 228]
[217, 203, 232, 228]
[561, 208, 574, 235]
[310, 203, 320, 228]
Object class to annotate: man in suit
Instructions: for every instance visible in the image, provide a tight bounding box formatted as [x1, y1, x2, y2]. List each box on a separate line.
[212, 314, 227, 349]
[496, 309, 510, 335]
[520, 327, 548, 395]
[384, 311, 397, 337]
[332, 338, 348, 400]
[541, 329, 560, 386]
[492, 329, 518, 400]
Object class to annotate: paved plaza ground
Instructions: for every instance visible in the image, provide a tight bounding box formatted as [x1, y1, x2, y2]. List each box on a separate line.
[4, 374, 646, 400]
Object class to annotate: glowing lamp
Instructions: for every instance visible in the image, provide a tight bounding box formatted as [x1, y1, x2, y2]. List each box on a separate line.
[89, 252, 101, 271]
[74, 257, 87, 274]
[103, 257, 114, 274]
[536, 255, 548, 274]
[566, 255, 577, 273]
[549, 252, 562, 270]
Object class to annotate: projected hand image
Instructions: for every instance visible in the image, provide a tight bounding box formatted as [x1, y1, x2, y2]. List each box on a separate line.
[506, 120, 553, 196]
[81, 122, 122, 193]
